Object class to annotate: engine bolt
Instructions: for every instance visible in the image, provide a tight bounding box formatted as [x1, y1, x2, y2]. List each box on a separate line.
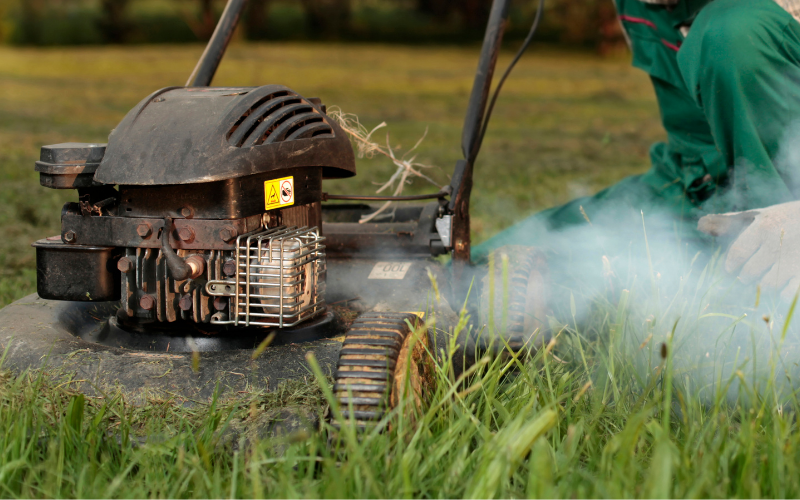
[222, 259, 237, 277]
[177, 227, 195, 243]
[219, 227, 238, 242]
[213, 297, 228, 311]
[63, 230, 77, 243]
[185, 255, 206, 280]
[139, 294, 155, 311]
[117, 257, 134, 273]
[136, 224, 152, 238]
[180, 207, 193, 218]
[179, 294, 193, 311]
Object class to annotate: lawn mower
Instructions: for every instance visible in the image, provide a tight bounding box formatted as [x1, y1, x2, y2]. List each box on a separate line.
[0, 0, 548, 423]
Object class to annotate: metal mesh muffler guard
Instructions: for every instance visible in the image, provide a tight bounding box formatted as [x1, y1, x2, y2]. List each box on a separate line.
[206, 226, 326, 328]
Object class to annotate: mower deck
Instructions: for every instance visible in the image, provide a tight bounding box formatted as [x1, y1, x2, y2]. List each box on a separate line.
[0, 257, 454, 403]
[0, 294, 344, 403]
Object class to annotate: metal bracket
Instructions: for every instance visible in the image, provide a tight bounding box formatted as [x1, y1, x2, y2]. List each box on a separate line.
[207, 280, 236, 296]
[435, 215, 453, 249]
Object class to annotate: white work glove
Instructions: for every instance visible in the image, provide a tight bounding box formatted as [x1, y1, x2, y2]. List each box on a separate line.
[698, 200, 800, 299]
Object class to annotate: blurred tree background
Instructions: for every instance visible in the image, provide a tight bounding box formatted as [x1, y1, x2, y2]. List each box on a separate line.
[0, 0, 625, 51]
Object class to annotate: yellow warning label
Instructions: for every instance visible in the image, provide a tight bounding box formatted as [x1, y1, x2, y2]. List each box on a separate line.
[264, 176, 295, 211]
[267, 185, 279, 205]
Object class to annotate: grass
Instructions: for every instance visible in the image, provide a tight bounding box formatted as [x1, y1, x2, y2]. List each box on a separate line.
[7, 42, 787, 498]
[3, 244, 800, 497]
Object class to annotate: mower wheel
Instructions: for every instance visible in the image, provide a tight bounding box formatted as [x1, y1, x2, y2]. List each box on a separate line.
[479, 245, 550, 351]
[331, 312, 433, 429]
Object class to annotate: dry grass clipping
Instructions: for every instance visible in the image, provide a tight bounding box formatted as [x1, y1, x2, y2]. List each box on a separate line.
[327, 106, 446, 223]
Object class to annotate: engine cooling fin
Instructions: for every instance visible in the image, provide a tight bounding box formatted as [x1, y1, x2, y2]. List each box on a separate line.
[227, 91, 334, 147]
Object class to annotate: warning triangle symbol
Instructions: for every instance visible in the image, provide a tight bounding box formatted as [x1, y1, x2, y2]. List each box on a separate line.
[268, 185, 280, 205]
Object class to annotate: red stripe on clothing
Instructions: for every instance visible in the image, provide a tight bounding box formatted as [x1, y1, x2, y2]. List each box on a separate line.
[619, 15, 656, 29]
[661, 39, 681, 52]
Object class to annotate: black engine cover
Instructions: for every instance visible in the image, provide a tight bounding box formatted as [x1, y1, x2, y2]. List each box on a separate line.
[94, 85, 356, 186]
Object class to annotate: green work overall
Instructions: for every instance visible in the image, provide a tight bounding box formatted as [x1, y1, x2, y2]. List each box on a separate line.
[473, 0, 800, 262]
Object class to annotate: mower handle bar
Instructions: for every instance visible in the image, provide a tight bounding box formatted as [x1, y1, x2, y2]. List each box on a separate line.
[460, 0, 512, 166]
[186, 0, 250, 87]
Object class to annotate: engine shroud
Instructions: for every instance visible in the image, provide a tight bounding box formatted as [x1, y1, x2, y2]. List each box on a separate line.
[33, 84, 356, 332]
[95, 85, 355, 185]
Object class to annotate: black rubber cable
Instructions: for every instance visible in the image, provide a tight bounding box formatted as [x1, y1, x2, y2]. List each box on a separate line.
[469, 0, 546, 164]
[323, 189, 450, 202]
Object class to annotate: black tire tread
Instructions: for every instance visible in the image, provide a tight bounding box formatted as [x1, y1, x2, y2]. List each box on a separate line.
[331, 312, 422, 429]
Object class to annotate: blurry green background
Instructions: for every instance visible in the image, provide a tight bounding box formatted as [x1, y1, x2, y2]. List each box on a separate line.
[0, 0, 663, 308]
[0, 0, 624, 48]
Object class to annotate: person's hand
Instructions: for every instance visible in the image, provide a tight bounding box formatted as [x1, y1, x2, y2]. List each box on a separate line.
[698, 200, 800, 299]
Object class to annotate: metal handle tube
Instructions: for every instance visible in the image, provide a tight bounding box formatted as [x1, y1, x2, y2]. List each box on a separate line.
[460, 0, 511, 163]
[186, 0, 250, 87]
[448, 0, 511, 268]
[449, 0, 511, 216]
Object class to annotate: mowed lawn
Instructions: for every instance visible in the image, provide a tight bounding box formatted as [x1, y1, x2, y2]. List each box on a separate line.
[0, 42, 661, 308]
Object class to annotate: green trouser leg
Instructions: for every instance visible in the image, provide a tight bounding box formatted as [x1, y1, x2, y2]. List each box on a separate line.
[678, 0, 800, 211]
[474, 0, 800, 264]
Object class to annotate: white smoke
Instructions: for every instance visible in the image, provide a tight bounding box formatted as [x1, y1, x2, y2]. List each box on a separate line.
[479, 191, 800, 404]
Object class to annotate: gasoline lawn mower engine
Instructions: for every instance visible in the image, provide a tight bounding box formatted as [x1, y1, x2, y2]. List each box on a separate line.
[33, 85, 355, 339]
[4, 0, 550, 417]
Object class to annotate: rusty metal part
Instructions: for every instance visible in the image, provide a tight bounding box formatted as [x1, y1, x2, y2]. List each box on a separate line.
[136, 223, 152, 239]
[219, 226, 238, 242]
[63, 230, 77, 243]
[117, 257, 134, 273]
[180, 207, 193, 218]
[179, 294, 193, 311]
[160, 218, 192, 281]
[185, 255, 206, 280]
[139, 294, 156, 311]
[178, 227, 196, 243]
[61, 213, 264, 250]
[446, 0, 513, 282]
[213, 297, 228, 311]
[79, 194, 114, 217]
[118, 247, 229, 323]
[222, 259, 237, 277]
